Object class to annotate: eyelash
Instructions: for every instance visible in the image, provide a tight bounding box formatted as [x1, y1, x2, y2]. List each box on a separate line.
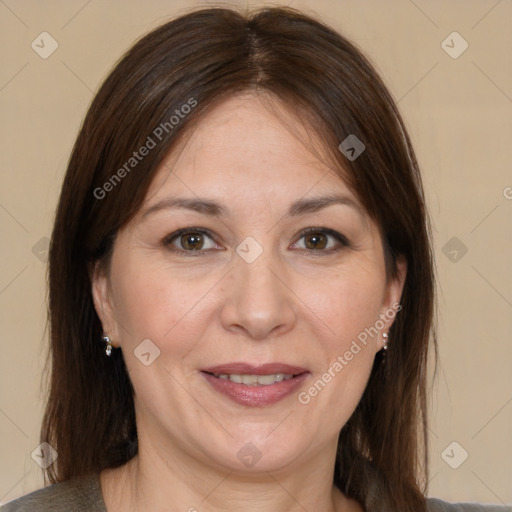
[162, 227, 350, 257]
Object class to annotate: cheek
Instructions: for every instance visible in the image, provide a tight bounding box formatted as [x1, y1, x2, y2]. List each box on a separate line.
[308, 264, 385, 347]
[108, 258, 215, 411]
[295, 265, 384, 422]
[110, 255, 217, 352]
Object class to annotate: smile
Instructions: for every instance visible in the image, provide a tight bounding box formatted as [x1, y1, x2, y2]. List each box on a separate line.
[200, 363, 310, 407]
[211, 373, 295, 385]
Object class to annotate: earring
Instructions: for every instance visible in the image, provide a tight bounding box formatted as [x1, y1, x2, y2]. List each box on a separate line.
[102, 334, 113, 356]
[382, 332, 389, 351]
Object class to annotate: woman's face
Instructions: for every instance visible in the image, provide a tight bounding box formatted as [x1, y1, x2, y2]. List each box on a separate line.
[93, 93, 405, 474]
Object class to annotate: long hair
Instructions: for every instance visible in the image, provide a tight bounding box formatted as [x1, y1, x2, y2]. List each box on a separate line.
[42, 7, 436, 511]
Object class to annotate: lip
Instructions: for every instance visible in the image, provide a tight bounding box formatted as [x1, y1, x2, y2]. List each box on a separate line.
[201, 362, 309, 375]
[200, 362, 310, 407]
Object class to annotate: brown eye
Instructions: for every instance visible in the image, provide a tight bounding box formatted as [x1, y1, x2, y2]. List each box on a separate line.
[180, 232, 204, 250]
[292, 228, 349, 253]
[304, 232, 328, 250]
[163, 228, 219, 253]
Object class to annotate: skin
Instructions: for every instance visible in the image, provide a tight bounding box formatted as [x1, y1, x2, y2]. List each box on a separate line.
[92, 93, 406, 512]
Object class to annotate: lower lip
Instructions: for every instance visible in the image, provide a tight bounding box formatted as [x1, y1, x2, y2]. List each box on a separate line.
[201, 372, 309, 407]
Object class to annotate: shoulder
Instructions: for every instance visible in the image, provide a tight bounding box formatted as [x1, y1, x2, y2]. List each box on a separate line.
[0, 473, 106, 512]
[427, 497, 511, 512]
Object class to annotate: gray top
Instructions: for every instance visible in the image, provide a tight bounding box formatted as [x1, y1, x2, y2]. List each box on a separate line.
[0, 474, 106, 512]
[1, 473, 510, 511]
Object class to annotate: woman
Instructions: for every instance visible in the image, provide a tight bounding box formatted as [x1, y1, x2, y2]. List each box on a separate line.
[1, 6, 508, 512]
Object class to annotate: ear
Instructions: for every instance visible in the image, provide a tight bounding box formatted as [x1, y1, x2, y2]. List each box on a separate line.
[377, 255, 407, 351]
[90, 261, 120, 346]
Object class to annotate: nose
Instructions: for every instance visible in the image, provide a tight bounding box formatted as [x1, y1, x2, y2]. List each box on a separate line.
[220, 247, 297, 340]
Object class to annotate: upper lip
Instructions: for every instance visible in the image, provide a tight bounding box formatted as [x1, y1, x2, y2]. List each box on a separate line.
[201, 362, 309, 376]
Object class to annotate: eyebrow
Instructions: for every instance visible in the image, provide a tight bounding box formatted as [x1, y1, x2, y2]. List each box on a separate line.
[141, 194, 364, 219]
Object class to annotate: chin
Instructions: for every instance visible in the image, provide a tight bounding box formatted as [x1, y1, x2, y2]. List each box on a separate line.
[201, 435, 307, 475]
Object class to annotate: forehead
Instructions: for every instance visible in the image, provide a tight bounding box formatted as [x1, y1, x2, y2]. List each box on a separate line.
[145, 93, 356, 206]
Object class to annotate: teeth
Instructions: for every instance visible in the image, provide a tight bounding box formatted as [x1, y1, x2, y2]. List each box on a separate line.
[257, 374, 280, 385]
[213, 373, 295, 386]
[229, 374, 243, 384]
[242, 375, 258, 385]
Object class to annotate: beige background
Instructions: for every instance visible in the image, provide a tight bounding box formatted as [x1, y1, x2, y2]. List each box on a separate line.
[1, 0, 511, 506]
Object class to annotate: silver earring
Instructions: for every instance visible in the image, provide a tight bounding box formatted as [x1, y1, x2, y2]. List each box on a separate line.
[102, 334, 113, 356]
[382, 332, 389, 351]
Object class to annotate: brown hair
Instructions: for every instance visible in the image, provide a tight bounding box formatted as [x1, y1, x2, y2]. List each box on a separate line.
[42, 6, 436, 511]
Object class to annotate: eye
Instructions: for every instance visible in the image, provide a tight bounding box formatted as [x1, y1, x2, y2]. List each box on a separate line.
[162, 227, 348, 255]
[292, 228, 349, 252]
[163, 228, 220, 254]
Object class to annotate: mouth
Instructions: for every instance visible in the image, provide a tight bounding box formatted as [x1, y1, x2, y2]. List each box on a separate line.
[205, 372, 298, 385]
[200, 362, 310, 407]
